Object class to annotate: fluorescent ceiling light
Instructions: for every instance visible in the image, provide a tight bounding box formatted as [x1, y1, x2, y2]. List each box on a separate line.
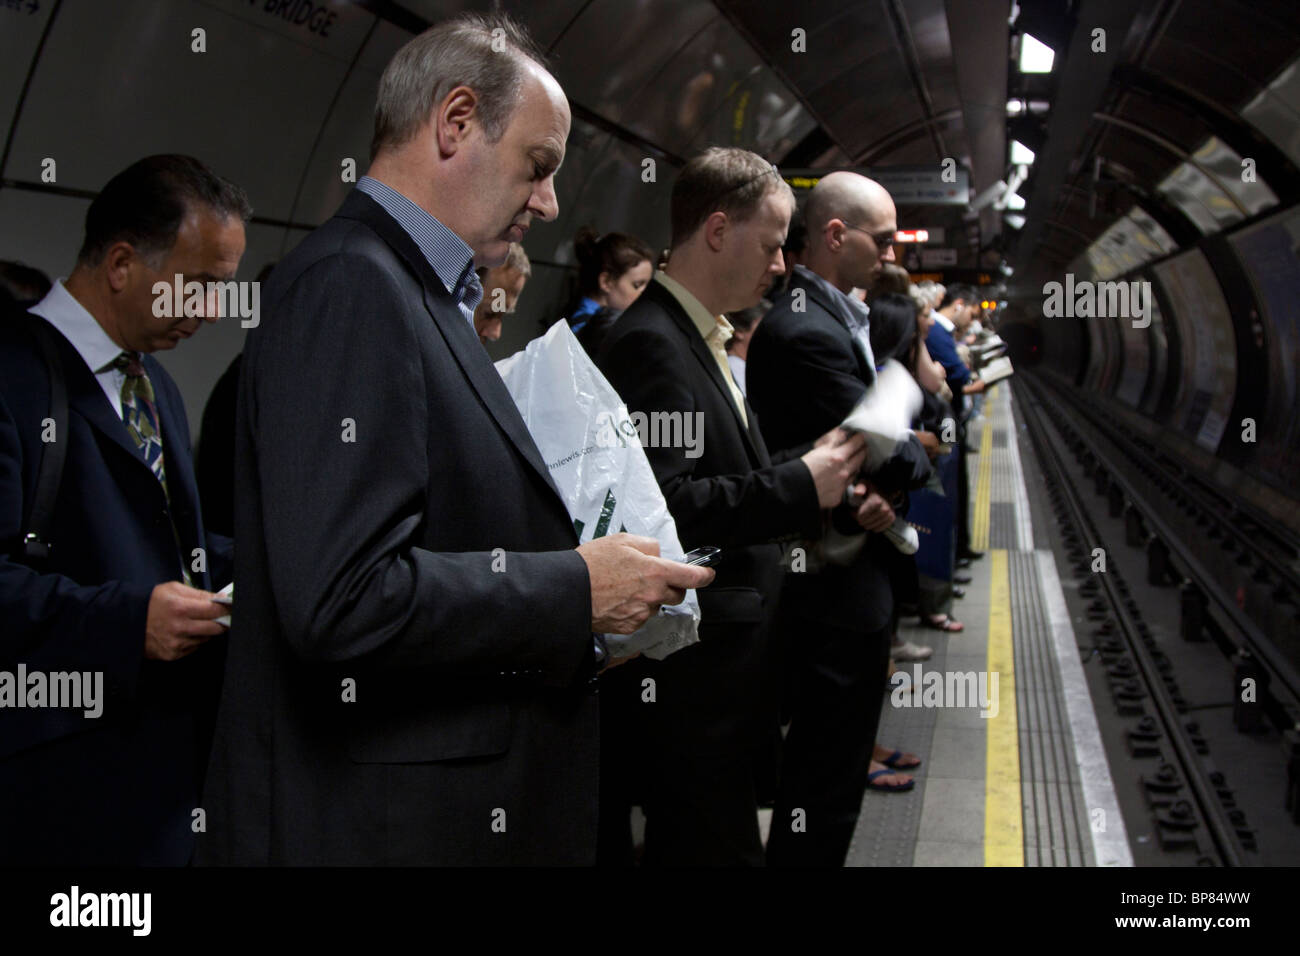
[1007, 99, 1024, 115]
[1005, 192, 1026, 210]
[1019, 33, 1055, 73]
[1010, 140, 1036, 165]
[1004, 214, 1026, 229]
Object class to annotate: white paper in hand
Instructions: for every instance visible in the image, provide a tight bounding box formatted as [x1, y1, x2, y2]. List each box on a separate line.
[494, 321, 700, 660]
[839, 359, 924, 462]
[212, 581, 233, 628]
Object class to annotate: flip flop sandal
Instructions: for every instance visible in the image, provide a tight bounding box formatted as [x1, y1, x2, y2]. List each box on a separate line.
[923, 615, 965, 633]
[882, 749, 922, 770]
[867, 768, 916, 792]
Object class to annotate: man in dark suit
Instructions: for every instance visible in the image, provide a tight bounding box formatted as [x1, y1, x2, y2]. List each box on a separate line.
[747, 171, 932, 866]
[596, 148, 867, 866]
[0, 155, 248, 865]
[198, 14, 709, 866]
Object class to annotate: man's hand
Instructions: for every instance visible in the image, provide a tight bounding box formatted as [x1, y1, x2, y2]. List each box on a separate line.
[577, 533, 714, 635]
[964, 378, 986, 394]
[915, 429, 941, 460]
[145, 581, 228, 661]
[855, 490, 895, 532]
[812, 426, 847, 449]
[801, 430, 868, 509]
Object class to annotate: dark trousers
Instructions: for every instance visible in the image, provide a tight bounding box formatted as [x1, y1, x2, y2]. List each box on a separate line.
[766, 609, 893, 867]
[597, 620, 771, 867]
[956, 432, 972, 555]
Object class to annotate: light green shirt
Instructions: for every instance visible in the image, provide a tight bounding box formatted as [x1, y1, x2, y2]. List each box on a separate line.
[654, 271, 748, 428]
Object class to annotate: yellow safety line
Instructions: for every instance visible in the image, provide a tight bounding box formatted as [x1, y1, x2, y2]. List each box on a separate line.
[971, 386, 995, 551]
[984, 549, 1023, 866]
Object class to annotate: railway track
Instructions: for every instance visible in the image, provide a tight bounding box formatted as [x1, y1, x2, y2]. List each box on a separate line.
[1013, 374, 1300, 864]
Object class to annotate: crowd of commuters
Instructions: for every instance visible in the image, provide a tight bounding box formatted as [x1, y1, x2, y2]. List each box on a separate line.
[1, 12, 993, 867]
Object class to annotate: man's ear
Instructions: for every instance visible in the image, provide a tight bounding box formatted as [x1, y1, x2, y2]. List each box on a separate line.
[435, 85, 479, 156]
[826, 219, 846, 252]
[104, 241, 138, 293]
[703, 211, 728, 252]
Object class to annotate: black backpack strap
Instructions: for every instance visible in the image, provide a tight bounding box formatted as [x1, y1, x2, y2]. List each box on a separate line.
[20, 314, 70, 562]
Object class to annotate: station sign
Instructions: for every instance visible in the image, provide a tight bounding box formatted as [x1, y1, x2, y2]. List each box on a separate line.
[783, 166, 971, 206]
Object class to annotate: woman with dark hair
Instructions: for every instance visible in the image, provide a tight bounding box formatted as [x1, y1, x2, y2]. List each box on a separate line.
[569, 227, 655, 356]
[866, 291, 919, 368]
[0, 260, 52, 312]
[868, 291, 965, 638]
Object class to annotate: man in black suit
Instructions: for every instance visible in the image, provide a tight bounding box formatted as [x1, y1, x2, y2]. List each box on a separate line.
[596, 147, 867, 866]
[747, 171, 932, 866]
[0, 155, 248, 864]
[198, 14, 710, 866]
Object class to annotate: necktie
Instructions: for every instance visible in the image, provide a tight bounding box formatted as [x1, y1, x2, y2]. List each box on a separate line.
[456, 266, 484, 327]
[114, 352, 168, 491]
[705, 321, 749, 429]
[113, 352, 192, 586]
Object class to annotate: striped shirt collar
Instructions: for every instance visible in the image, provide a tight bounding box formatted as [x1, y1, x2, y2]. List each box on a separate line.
[355, 176, 482, 326]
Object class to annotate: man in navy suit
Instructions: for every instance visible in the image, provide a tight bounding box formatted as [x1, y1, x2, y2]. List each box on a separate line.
[0, 155, 250, 864]
[926, 285, 986, 562]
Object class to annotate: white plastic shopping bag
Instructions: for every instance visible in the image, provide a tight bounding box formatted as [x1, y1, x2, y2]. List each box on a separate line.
[494, 321, 700, 659]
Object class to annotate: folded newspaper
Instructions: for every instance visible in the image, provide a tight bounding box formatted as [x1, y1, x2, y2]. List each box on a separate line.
[979, 355, 1015, 386]
[840, 359, 924, 462]
[494, 321, 700, 660]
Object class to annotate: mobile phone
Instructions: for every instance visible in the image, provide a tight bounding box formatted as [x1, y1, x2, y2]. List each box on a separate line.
[682, 546, 722, 567]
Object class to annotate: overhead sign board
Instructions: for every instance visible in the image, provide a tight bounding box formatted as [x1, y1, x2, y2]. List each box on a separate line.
[782, 166, 970, 206]
[921, 248, 959, 267]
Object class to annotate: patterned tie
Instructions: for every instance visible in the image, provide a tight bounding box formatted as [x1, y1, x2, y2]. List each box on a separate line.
[113, 351, 192, 585]
[114, 352, 168, 491]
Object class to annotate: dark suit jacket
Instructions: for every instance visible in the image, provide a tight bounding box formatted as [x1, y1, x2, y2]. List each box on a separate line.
[595, 278, 820, 753]
[195, 353, 242, 538]
[198, 190, 599, 866]
[0, 312, 230, 865]
[747, 269, 931, 632]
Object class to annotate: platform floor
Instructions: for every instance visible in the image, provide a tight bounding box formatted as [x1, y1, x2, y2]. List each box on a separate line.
[845, 384, 1132, 867]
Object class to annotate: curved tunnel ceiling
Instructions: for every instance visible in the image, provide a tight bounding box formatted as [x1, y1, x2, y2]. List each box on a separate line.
[3, 0, 1300, 449]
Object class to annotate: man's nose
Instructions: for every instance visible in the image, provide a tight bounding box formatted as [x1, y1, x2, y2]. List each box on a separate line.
[882, 243, 896, 263]
[530, 175, 559, 222]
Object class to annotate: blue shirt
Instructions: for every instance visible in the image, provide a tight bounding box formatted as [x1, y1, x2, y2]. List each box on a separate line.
[355, 176, 483, 327]
[925, 322, 971, 412]
[568, 296, 602, 334]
